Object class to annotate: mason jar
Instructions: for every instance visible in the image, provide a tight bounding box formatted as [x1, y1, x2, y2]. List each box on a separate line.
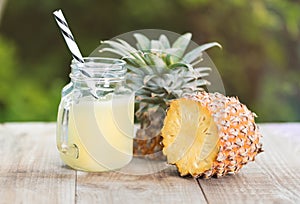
[56, 57, 134, 172]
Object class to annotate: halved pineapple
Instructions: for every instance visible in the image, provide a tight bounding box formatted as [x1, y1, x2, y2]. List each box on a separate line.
[161, 92, 263, 178]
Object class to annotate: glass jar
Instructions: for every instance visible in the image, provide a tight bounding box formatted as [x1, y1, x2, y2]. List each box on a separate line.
[56, 57, 134, 172]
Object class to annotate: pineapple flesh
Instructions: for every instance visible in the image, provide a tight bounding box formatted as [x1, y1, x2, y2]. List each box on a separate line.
[161, 92, 263, 178]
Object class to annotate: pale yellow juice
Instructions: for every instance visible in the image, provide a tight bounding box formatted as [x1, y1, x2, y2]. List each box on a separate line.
[59, 94, 134, 172]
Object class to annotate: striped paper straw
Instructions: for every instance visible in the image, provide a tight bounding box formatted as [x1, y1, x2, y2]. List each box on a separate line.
[53, 9, 92, 78]
[53, 9, 85, 64]
[53, 9, 98, 98]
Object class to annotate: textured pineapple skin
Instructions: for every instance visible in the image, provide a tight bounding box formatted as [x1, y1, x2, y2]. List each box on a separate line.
[161, 92, 263, 178]
[133, 107, 166, 160]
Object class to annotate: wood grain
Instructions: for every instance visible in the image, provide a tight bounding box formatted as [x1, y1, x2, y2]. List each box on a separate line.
[76, 165, 206, 204]
[198, 123, 300, 204]
[0, 123, 76, 204]
[0, 123, 299, 204]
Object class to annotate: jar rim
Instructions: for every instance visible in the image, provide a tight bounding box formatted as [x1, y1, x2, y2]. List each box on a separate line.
[71, 57, 126, 70]
[70, 57, 127, 82]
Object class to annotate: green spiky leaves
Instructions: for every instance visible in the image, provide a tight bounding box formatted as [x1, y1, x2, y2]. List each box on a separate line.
[100, 33, 220, 67]
[99, 33, 221, 120]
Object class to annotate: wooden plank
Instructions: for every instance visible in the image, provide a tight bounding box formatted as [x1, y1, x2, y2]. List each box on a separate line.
[76, 161, 206, 204]
[0, 123, 76, 204]
[198, 123, 300, 204]
[1, 122, 299, 204]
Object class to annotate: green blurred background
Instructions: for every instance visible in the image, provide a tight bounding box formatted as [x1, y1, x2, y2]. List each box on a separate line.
[0, 0, 299, 122]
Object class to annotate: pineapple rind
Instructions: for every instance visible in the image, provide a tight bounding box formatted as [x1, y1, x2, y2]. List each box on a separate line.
[190, 92, 263, 178]
[162, 92, 263, 178]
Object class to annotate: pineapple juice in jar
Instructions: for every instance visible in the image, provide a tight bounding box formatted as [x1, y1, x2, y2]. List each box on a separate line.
[56, 57, 134, 172]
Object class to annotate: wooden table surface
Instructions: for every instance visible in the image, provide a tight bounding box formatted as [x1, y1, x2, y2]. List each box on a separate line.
[0, 123, 299, 204]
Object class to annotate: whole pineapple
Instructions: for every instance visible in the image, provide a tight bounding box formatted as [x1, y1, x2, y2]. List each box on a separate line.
[100, 33, 221, 159]
[161, 92, 263, 178]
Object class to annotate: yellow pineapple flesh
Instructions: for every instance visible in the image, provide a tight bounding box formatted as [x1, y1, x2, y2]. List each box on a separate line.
[161, 92, 263, 178]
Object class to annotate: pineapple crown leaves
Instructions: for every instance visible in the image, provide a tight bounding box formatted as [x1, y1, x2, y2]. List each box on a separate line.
[99, 32, 221, 113]
[100, 32, 221, 68]
[126, 63, 210, 104]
